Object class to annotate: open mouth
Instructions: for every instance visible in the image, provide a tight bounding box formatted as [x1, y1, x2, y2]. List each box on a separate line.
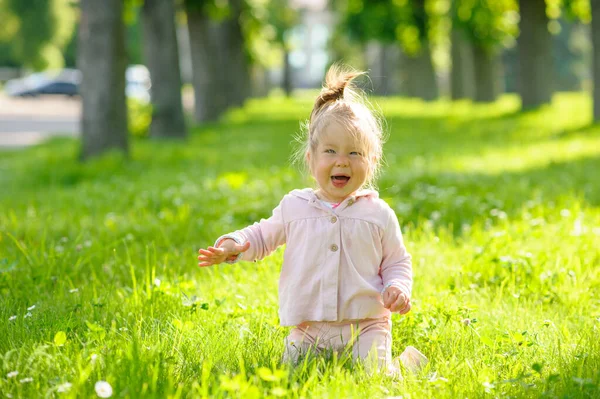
[331, 175, 350, 188]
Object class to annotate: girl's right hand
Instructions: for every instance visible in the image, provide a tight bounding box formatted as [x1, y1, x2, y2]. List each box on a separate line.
[197, 240, 250, 267]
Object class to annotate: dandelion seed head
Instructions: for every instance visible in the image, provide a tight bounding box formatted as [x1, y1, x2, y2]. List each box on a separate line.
[95, 381, 113, 398]
[57, 382, 72, 392]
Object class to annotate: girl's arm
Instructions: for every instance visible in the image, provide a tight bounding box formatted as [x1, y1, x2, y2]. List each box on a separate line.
[380, 207, 413, 299]
[198, 200, 286, 267]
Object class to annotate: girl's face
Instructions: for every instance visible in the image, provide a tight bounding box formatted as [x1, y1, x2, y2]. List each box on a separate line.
[308, 121, 370, 203]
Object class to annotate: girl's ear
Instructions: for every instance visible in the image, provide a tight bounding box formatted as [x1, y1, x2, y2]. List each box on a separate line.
[305, 150, 311, 163]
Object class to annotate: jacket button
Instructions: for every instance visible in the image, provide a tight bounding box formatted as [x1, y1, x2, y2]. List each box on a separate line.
[330, 244, 338, 252]
[330, 216, 337, 223]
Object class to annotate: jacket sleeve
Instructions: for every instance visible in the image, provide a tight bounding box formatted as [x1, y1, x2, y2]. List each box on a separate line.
[379, 206, 413, 297]
[215, 198, 286, 263]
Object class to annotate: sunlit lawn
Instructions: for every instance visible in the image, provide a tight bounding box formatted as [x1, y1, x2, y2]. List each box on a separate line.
[0, 92, 599, 398]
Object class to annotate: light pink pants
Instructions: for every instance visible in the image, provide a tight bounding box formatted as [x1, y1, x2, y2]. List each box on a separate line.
[282, 317, 400, 375]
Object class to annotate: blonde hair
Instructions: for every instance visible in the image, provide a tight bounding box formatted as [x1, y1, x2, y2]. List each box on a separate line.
[294, 63, 386, 188]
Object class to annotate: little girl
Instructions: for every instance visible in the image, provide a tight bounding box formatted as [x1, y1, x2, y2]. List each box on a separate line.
[197, 64, 426, 376]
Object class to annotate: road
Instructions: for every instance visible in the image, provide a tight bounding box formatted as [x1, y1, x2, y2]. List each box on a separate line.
[0, 94, 79, 148]
[0, 92, 195, 149]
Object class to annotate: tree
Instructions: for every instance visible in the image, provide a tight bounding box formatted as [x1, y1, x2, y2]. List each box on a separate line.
[453, 0, 518, 102]
[185, 0, 251, 122]
[517, 0, 553, 109]
[78, 0, 129, 159]
[265, 0, 299, 96]
[340, 0, 439, 100]
[3, 0, 77, 70]
[591, 1, 600, 120]
[140, 0, 187, 138]
[450, 23, 475, 100]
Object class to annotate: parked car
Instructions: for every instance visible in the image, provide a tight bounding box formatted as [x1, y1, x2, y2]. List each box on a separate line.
[5, 69, 80, 97]
[4, 66, 151, 102]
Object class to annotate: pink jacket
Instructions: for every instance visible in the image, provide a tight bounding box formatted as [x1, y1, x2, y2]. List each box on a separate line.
[217, 188, 412, 326]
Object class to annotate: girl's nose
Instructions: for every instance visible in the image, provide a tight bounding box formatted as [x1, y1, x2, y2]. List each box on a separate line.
[335, 156, 349, 167]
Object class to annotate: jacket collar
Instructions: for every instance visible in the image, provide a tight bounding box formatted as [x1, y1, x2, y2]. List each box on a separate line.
[290, 188, 378, 210]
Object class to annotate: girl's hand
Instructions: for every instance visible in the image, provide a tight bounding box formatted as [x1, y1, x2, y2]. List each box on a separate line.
[197, 240, 250, 267]
[382, 286, 411, 314]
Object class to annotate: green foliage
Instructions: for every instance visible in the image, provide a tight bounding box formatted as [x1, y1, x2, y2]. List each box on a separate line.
[4, 0, 77, 70]
[338, 0, 450, 56]
[127, 98, 152, 138]
[560, 0, 591, 22]
[0, 93, 599, 397]
[453, 0, 518, 51]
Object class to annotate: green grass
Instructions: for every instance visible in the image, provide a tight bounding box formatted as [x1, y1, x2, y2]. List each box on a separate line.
[1, 92, 599, 398]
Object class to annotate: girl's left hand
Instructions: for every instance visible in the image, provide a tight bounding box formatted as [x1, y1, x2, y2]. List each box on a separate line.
[382, 286, 411, 314]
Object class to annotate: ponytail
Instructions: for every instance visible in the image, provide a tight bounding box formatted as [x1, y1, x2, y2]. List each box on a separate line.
[310, 64, 365, 123]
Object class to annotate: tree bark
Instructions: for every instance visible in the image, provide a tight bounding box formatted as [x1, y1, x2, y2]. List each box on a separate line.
[473, 45, 500, 102]
[282, 49, 292, 96]
[141, 0, 187, 139]
[450, 26, 475, 100]
[222, 0, 250, 106]
[402, 45, 438, 101]
[592, 2, 600, 121]
[517, 0, 553, 109]
[78, 0, 128, 160]
[186, 5, 227, 122]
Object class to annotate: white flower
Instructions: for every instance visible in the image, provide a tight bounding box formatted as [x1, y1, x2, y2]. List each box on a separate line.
[19, 377, 33, 383]
[24, 312, 33, 318]
[95, 381, 113, 398]
[91, 353, 98, 362]
[9, 315, 17, 321]
[461, 318, 471, 326]
[27, 305, 36, 311]
[153, 278, 161, 287]
[7, 371, 18, 378]
[69, 288, 79, 293]
[57, 382, 72, 392]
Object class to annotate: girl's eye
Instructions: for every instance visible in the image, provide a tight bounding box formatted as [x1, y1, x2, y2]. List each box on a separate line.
[350, 151, 363, 156]
[325, 149, 335, 154]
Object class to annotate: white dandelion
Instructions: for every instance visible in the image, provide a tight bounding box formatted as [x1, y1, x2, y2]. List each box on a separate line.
[57, 382, 72, 392]
[95, 381, 113, 398]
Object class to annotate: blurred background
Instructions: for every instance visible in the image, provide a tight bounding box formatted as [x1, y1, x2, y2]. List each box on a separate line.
[0, 0, 597, 156]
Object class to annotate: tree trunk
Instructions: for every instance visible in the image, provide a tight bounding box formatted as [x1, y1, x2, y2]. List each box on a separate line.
[78, 0, 128, 160]
[222, 0, 250, 106]
[450, 26, 475, 100]
[402, 45, 438, 101]
[283, 48, 293, 96]
[517, 0, 553, 109]
[366, 42, 400, 96]
[592, 2, 600, 121]
[473, 45, 500, 102]
[141, 0, 187, 139]
[186, 5, 227, 122]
